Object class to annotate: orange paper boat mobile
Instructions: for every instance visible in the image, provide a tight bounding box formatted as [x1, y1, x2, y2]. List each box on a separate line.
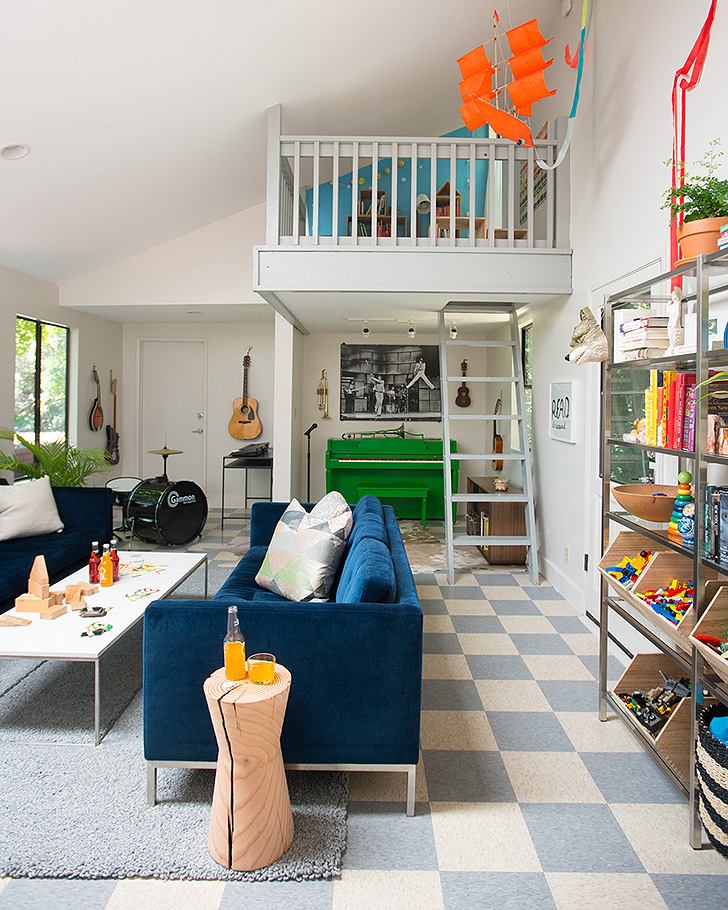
[458, 13, 557, 148]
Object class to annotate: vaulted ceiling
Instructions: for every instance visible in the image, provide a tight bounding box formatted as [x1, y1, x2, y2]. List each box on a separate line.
[0, 1, 568, 286]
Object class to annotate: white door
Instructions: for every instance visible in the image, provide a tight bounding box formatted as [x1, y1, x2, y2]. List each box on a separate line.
[138, 339, 207, 487]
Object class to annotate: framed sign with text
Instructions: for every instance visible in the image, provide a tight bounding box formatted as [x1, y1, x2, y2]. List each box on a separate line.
[549, 381, 575, 443]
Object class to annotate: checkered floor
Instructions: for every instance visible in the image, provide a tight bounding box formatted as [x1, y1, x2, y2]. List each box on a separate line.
[2, 511, 728, 909]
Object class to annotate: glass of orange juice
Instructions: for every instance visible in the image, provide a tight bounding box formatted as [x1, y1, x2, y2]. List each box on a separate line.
[247, 653, 276, 684]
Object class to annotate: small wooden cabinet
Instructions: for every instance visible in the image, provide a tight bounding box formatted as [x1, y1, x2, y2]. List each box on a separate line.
[466, 476, 527, 565]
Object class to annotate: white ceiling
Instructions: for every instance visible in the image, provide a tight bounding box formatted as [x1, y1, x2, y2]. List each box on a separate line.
[0, 1, 565, 295]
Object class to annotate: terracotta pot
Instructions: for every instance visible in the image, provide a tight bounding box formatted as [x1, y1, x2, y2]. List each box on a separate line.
[676, 216, 725, 263]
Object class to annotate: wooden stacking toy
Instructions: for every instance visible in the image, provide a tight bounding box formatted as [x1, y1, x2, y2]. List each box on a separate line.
[14, 556, 98, 620]
[668, 471, 693, 544]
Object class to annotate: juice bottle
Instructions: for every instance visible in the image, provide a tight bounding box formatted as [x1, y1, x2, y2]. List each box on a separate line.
[88, 541, 100, 583]
[110, 538, 120, 582]
[99, 544, 113, 587]
[223, 605, 246, 680]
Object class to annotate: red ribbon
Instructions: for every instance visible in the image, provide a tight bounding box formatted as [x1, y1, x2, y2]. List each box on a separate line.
[670, 0, 717, 282]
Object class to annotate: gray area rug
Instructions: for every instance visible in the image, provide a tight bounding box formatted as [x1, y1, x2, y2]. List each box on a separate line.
[0, 562, 349, 881]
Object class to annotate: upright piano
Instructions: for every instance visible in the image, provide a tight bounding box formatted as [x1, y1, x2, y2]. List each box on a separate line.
[325, 436, 458, 523]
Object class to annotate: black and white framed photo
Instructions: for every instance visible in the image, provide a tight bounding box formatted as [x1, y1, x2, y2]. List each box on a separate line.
[340, 344, 441, 420]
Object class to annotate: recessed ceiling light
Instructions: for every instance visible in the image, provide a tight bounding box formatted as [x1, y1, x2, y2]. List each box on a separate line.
[0, 143, 31, 160]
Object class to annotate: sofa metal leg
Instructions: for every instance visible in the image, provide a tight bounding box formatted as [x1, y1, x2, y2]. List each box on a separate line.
[406, 765, 416, 816]
[147, 763, 157, 806]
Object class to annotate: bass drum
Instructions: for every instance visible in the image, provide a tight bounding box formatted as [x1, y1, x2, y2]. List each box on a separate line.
[126, 479, 208, 546]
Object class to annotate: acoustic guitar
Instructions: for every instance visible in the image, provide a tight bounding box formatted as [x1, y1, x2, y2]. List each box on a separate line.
[492, 390, 504, 472]
[105, 375, 120, 465]
[455, 359, 471, 408]
[228, 348, 262, 440]
[88, 365, 104, 432]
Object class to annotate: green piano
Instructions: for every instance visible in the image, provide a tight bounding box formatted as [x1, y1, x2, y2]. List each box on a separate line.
[325, 435, 458, 526]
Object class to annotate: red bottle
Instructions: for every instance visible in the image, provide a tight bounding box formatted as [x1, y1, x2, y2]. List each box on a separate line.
[110, 538, 120, 583]
[89, 541, 100, 583]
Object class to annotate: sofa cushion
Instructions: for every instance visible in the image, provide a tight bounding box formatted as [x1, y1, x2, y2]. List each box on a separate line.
[335, 536, 397, 604]
[256, 499, 353, 602]
[0, 476, 64, 542]
[346, 512, 388, 550]
[352, 494, 384, 523]
[213, 546, 267, 602]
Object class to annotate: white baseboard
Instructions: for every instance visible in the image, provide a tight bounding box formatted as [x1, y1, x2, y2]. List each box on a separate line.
[538, 551, 583, 612]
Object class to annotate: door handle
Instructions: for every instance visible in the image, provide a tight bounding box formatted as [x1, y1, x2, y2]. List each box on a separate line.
[191, 428, 204, 434]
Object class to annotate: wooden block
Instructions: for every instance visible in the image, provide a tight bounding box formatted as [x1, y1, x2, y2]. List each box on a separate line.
[28, 579, 50, 600]
[0, 615, 32, 627]
[79, 583, 99, 596]
[68, 596, 87, 611]
[65, 583, 82, 603]
[30, 554, 49, 585]
[49, 590, 63, 606]
[15, 593, 45, 612]
[38, 603, 67, 620]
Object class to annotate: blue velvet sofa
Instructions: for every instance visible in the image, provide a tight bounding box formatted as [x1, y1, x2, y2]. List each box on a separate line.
[143, 495, 423, 814]
[0, 481, 114, 614]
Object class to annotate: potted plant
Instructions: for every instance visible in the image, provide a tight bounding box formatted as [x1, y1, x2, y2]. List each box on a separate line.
[0, 428, 110, 486]
[663, 139, 728, 262]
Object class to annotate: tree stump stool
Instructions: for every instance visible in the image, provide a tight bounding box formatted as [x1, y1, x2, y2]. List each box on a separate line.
[204, 664, 294, 871]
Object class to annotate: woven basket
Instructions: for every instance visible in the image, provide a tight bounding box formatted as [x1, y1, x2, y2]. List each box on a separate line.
[696, 703, 728, 857]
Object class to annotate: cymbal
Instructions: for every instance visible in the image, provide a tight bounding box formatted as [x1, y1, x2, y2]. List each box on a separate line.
[148, 447, 183, 456]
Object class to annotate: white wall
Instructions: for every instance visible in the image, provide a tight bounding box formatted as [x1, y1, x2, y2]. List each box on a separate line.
[530, 1, 728, 610]
[0, 264, 122, 480]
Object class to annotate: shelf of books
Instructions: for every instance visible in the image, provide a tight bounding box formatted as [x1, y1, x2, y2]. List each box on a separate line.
[600, 247, 728, 849]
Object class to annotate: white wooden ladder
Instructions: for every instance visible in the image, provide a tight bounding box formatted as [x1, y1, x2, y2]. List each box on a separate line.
[438, 303, 539, 585]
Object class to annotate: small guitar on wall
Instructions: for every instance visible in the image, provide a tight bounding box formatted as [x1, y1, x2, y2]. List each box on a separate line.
[228, 347, 262, 440]
[88, 365, 103, 432]
[455, 359, 471, 408]
[492, 390, 504, 472]
[105, 373, 120, 465]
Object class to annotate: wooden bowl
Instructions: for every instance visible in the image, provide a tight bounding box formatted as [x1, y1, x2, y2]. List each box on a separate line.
[612, 484, 678, 522]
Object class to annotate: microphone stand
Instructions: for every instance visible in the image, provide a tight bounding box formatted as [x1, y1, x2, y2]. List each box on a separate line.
[304, 423, 318, 502]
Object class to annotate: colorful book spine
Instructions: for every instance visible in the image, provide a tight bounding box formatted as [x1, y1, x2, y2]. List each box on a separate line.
[687, 385, 697, 451]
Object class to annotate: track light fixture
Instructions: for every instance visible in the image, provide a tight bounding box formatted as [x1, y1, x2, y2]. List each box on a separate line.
[407, 322, 416, 339]
[362, 321, 370, 337]
[449, 322, 458, 339]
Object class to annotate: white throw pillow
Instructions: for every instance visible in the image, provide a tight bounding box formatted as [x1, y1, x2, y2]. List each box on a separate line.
[310, 490, 350, 522]
[255, 498, 352, 601]
[0, 476, 64, 542]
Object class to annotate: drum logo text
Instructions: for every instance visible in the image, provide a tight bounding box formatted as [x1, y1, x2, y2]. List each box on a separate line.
[168, 491, 196, 507]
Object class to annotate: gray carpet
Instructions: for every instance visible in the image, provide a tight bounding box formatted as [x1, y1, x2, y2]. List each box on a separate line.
[0, 562, 349, 881]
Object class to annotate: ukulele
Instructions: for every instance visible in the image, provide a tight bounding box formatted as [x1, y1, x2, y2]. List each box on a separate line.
[228, 348, 262, 440]
[455, 359, 471, 408]
[492, 391, 504, 472]
[88, 365, 104, 432]
[105, 374, 120, 465]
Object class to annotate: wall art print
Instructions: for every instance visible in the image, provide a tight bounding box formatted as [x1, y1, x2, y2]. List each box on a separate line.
[340, 344, 441, 420]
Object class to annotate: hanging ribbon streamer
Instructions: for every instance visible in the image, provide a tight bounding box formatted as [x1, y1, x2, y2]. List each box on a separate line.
[536, 0, 591, 171]
[670, 0, 717, 279]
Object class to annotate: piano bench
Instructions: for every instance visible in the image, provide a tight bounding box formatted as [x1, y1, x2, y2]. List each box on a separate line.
[357, 486, 429, 528]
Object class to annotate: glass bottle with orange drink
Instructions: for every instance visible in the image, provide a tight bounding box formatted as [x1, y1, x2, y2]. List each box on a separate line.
[223, 605, 246, 680]
[99, 543, 113, 587]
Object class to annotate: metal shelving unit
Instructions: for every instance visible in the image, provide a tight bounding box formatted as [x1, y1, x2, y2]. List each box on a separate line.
[599, 247, 728, 849]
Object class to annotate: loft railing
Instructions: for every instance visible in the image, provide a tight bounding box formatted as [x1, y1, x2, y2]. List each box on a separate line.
[265, 106, 570, 251]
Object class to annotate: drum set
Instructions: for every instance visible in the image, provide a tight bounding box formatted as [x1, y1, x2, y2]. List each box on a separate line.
[106, 447, 208, 546]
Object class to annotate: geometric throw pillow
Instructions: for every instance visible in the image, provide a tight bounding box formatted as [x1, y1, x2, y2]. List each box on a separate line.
[0, 475, 64, 542]
[255, 498, 352, 602]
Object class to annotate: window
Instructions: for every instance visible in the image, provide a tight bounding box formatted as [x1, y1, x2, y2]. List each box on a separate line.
[521, 322, 533, 446]
[15, 316, 69, 447]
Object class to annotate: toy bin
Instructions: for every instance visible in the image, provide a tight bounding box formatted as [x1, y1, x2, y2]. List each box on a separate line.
[613, 652, 692, 785]
[696, 703, 728, 858]
[690, 585, 728, 686]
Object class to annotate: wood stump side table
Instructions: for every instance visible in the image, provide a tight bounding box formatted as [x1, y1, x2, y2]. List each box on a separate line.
[204, 665, 294, 871]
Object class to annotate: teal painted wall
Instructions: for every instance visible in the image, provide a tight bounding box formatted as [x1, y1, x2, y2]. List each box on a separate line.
[305, 126, 490, 237]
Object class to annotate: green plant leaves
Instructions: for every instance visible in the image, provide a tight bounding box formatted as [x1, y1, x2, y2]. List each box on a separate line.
[0, 427, 110, 486]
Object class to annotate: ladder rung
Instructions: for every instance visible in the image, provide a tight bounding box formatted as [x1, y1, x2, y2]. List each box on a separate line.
[452, 493, 528, 502]
[447, 417, 523, 422]
[453, 535, 533, 546]
[445, 340, 516, 347]
[449, 453, 526, 461]
[445, 376, 517, 383]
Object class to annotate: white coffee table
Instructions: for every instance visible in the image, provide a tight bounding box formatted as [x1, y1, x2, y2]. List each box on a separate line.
[0, 551, 207, 744]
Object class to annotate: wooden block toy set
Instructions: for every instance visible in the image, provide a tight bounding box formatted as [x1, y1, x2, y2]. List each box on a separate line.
[14, 555, 99, 620]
